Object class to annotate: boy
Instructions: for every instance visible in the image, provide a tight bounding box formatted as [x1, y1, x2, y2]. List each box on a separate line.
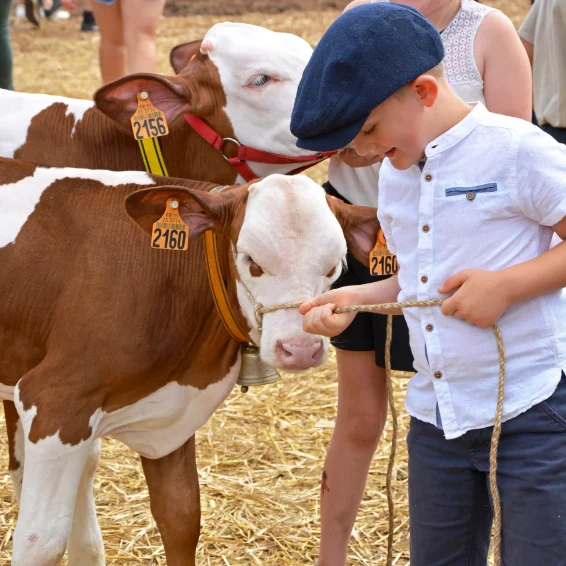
[291, 4, 566, 565]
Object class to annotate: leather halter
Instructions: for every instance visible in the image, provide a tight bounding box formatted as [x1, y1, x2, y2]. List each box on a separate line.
[184, 113, 336, 182]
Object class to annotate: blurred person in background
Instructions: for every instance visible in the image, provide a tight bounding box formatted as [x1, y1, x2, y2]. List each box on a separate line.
[0, 0, 13, 89]
[90, 0, 166, 84]
[520, 0, 566, 143]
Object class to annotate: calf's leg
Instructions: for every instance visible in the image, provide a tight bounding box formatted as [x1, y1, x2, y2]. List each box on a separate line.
[67, 438, 105, 566]
[4, 400, 25, 502]
[11, 380, 97, 566]
[141, 434, 201, 566]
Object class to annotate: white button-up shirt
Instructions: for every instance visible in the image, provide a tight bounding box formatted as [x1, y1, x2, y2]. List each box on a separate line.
[378, 103, 566, 439]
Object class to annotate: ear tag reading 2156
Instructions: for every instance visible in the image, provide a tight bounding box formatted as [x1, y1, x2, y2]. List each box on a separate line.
[369, 229, 398, 276]
[131, 91, 169, 140]
[151, 198, 189, 251]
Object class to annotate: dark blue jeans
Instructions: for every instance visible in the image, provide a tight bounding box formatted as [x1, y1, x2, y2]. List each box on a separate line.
[408, 373, 566, 566]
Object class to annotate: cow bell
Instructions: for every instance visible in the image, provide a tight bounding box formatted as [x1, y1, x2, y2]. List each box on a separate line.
[237, 344, 281, 393]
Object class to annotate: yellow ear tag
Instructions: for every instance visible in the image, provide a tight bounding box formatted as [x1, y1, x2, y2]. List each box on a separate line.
[130, 90, 170, 140]
[369, 229, 398, 276]
[151, 198, 189, 251]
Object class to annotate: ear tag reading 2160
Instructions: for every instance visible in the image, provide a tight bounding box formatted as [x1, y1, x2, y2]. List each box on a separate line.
[369, 229, 398, 276]
[131, 91, 169, 140]
[151, 198, 189, 251]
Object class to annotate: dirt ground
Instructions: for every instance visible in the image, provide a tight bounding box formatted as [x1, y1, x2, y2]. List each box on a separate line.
[1, 1, 532, 564]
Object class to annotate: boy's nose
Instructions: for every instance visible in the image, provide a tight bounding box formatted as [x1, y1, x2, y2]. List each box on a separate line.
[353, 136, 377, 157]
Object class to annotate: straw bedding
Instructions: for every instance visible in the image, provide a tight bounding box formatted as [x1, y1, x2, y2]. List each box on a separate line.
[0, 1, 529, 563]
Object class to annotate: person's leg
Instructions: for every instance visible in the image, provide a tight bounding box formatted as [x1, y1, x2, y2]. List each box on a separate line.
[472, 374, 566, 565]
[121, 0, 166, 75]
[0, 0, 14, 90]
[408, 417, 492, 566]
[81, 0, 98, 32]
[318, 349, 388, 566]
[90, 0, 126, 84]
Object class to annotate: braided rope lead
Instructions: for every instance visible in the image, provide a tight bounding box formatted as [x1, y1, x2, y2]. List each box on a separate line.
[258, 298, 505, 566]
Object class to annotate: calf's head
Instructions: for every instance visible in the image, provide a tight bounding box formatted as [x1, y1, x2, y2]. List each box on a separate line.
[126, 174, 379, 371]
[95, 23, 318, 180]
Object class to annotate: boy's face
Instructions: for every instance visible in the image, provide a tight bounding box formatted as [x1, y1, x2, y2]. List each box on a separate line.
[352, 77, 436, 170]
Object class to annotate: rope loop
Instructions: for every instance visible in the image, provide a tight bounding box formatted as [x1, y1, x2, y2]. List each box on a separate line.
[255, 297, 504, 566]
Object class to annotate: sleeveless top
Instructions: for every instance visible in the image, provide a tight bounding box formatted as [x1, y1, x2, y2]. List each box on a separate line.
[330, 0, 497, 207]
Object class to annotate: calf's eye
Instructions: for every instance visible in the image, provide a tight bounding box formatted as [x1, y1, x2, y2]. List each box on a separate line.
[327, 267, 337, 278]
[250, 74, 270, 87]
[243, 254, 264, 277]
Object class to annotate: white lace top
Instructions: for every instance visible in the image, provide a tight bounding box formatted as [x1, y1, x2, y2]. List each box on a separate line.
[332, 0, 498, 207]
[442, 0, 496, 105]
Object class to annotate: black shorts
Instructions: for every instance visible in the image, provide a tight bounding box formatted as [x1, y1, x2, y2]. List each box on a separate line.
[325, 181, 415, 372]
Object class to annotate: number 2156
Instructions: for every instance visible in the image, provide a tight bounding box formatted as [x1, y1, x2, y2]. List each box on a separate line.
[134, 117, 167, 139]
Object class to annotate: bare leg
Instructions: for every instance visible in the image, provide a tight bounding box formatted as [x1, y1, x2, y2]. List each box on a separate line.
[318, 350, 388, 566]
[90, 0, 126, 84]
[141, 435, 200, 566]
[121, 0, 166, 75]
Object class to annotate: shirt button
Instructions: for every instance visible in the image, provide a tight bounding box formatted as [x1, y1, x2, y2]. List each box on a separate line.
[425, 174, 433, 182]
[434, 371, 443, 379]
[426, 324, 434, 332]
[422, 224, 430, 233]
[421, 275, 428, 283]
[466, 191, 476, 201]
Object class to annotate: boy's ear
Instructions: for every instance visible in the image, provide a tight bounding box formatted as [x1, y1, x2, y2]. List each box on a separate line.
[412, 75, 439, 108]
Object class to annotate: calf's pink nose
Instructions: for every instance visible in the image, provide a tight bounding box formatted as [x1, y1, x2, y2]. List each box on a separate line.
[280, 338, 323, 367]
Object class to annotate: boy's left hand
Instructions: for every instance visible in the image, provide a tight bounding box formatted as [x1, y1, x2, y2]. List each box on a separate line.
[439, 269, 511, 328]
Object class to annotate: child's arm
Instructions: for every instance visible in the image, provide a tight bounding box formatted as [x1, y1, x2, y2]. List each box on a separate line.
[440, 128, 566, 328]
[300, 275, 401, 337]
[439, 218, 566, 328]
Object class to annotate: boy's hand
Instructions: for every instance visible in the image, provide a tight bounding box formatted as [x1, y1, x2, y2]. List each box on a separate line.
[439, 269, 511, 328]
[300, 287, 361, 337]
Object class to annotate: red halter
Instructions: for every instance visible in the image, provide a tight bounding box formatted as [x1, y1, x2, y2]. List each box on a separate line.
[184, 114, 336, 182]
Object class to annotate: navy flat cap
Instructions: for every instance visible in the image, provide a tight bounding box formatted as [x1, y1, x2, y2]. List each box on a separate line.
[291, 3, 444, 151]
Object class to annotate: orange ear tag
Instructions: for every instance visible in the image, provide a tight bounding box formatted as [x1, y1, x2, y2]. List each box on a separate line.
[130, 90, 169, 140]
[151, 198, 189, 251]
[369, 229, 399, 276]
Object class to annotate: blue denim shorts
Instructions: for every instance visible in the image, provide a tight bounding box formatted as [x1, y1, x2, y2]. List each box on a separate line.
[93, 0, 116, 5]
[407, 372, 566, 566]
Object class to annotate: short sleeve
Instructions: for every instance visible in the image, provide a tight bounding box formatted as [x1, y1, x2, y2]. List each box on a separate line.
[376, 166, 397, 255]
[515, 126, 566, 226]
[518, 1, 540, 44]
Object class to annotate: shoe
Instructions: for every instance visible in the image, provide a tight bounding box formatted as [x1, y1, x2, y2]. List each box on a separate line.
[24, 0, 41, 26]
[81, 20, 99, 31]
[81, 12, 99, 32]
[44, 0, 60, 18]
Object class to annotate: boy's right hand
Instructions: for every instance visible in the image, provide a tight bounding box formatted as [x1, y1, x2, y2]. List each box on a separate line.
[300, 287, 360, 337]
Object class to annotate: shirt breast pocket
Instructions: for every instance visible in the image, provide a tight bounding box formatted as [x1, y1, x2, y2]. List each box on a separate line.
[444, 182, 498, 201]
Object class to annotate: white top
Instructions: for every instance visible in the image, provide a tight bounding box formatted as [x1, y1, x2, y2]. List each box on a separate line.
[377, 103, 566, 439]
[330, 0, 496, 206]
[519, 0, 566, 128]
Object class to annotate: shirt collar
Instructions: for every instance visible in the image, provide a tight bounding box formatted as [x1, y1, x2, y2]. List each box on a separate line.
[424, 102, 488, 159]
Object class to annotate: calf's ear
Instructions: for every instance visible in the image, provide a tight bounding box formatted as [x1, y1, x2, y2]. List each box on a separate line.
[326, 195, 380, 267]
[125, 185, 248, 240]
[95, 74, 192, 132]
[170, 39, 202, 74]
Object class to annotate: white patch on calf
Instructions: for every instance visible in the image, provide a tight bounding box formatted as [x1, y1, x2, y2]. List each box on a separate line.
[0, 166, 154, 249]
[99, 360, 240, 460]
[0, 89, 93, 158]
[234, 174, 346, 369]
[0, 383, 15, 400]
[204, 23, 321, 178]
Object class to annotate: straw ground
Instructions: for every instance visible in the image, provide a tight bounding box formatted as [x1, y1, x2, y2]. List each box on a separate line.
[0, 1, 530, 564]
